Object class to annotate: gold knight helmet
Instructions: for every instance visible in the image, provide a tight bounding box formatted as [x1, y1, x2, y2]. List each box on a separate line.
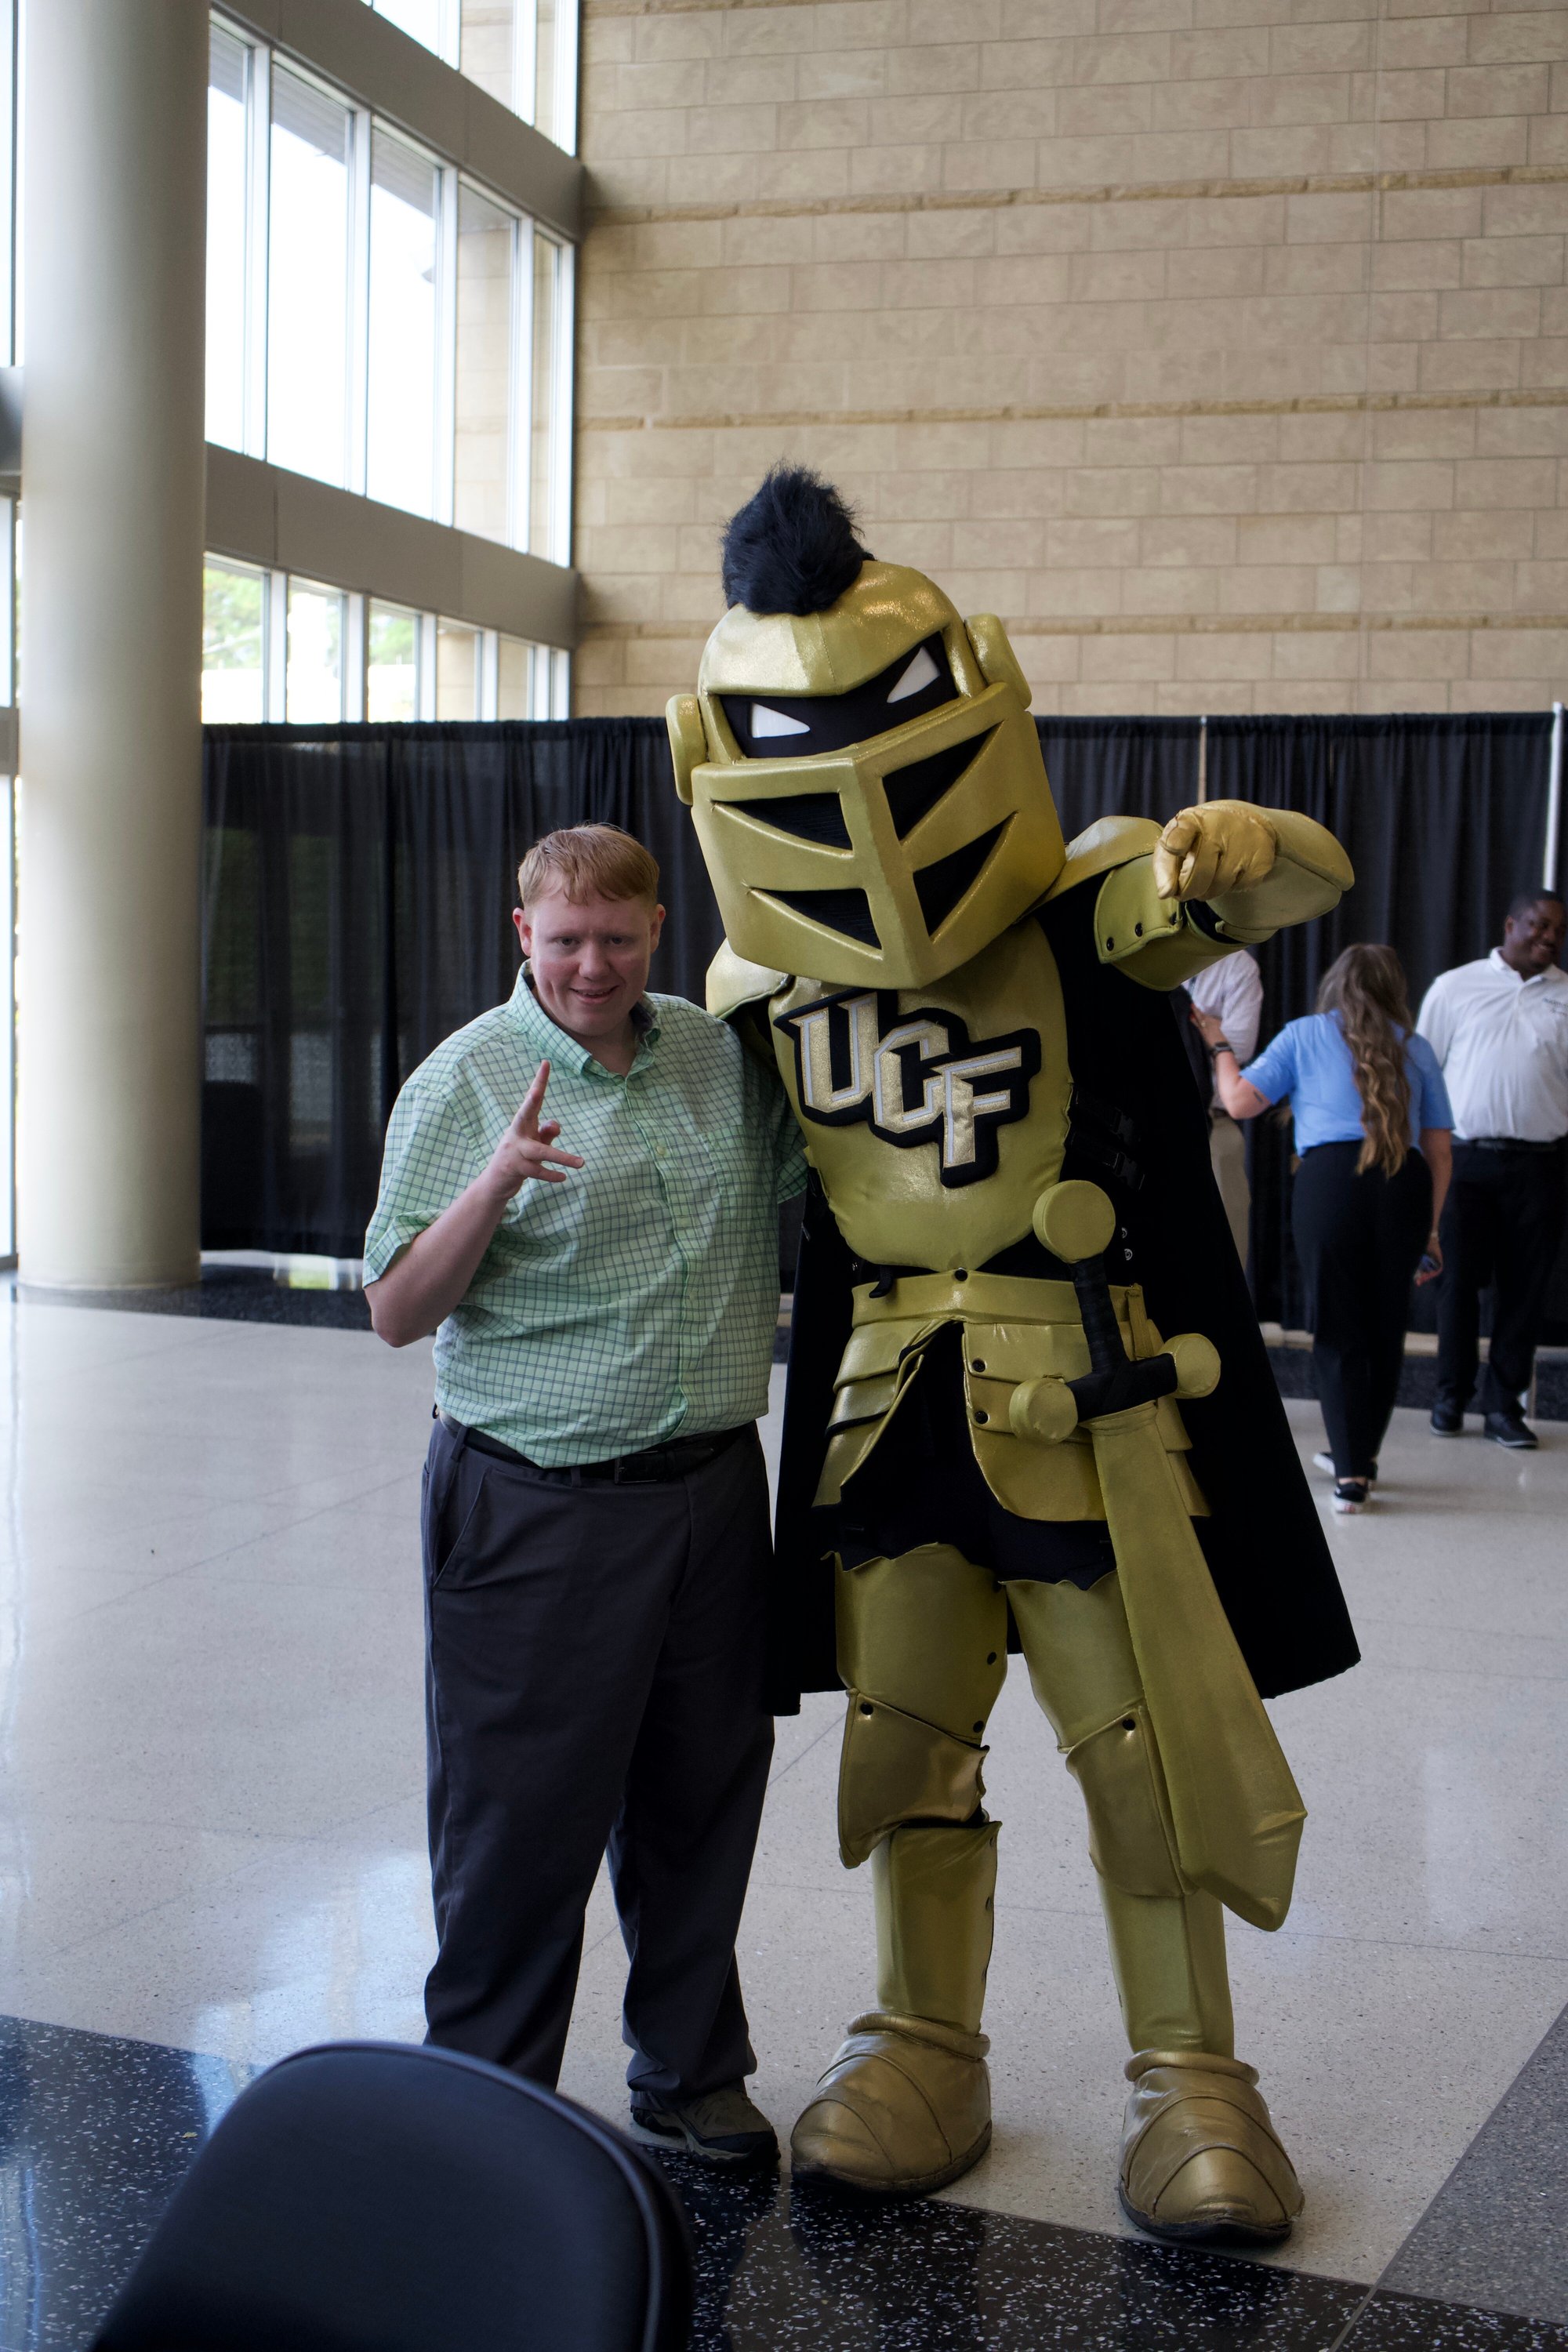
[667, 468, 1066, 989]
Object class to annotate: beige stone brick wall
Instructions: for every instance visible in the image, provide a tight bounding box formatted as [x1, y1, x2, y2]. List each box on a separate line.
[572, 0, 1568, 717]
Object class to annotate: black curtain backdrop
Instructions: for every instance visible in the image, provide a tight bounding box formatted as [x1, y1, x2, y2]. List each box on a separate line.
[202, 713, 1563, 1337]
[202, 719, 720, 1258]
[1035, 717, 1201, 841]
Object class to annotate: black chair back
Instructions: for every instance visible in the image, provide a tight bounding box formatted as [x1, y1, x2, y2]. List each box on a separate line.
[90, 2040, 692, 2352]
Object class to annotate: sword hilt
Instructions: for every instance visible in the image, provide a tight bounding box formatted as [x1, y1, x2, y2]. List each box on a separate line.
[1007, 1181, 1218, 1441]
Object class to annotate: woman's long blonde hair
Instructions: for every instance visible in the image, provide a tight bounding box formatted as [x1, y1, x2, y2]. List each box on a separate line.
[1316, 944, 1414, 1178]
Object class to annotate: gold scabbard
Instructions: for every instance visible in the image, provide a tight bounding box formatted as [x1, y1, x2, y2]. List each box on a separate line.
[1085, 1399, 1305, 1934]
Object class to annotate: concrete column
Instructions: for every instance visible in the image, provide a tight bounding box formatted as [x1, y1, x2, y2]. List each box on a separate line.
[19, 1, 207, 1288]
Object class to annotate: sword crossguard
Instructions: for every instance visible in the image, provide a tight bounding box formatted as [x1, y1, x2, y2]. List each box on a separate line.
[1011, 1181, 1220, 1443]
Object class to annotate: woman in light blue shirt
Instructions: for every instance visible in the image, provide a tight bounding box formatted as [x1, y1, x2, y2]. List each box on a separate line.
[1196, 945, 1453, 1515]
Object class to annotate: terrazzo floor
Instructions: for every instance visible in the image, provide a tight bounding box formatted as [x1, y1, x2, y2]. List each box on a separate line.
[0, 1294, 1562, 2347]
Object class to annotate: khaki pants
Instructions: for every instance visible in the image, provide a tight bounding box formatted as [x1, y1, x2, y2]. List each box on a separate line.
[1210, 1112, 1250, 1265]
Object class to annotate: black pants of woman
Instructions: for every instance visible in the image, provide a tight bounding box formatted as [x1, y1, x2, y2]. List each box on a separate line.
[1292, 1141, 1432, 1483]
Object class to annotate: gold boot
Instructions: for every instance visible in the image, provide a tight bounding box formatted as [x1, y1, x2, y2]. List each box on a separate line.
[1118, 2049, 1303, 2245]
[791, 1819, 998, 2196]
[791, 2010, 991, 2196]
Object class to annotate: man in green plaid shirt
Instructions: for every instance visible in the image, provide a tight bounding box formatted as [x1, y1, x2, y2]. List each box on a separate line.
[365, 824, 804, 2169]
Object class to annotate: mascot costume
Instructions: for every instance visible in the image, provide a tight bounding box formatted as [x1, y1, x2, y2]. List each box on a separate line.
[666, 470, 1360, 2245]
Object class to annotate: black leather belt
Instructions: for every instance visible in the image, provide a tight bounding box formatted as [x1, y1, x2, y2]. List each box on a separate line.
[1461, 1137, 1565, 1154]
[436, 1410, 750, 1484]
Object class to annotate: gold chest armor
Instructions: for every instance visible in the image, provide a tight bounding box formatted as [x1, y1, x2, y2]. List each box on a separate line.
[768, 917, 1072, 1273]
[768, 918, 1204, 1526]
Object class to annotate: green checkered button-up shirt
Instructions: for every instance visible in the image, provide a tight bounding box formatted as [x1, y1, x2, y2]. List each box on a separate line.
[365, 967, 806, 1465]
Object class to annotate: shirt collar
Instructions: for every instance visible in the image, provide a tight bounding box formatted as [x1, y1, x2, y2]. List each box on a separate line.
[1487, 947, 1563, 989]
[505, 965, 661, 1076]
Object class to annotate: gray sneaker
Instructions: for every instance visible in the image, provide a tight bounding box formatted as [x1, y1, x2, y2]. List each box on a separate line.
[628, 2082, 779, 2168]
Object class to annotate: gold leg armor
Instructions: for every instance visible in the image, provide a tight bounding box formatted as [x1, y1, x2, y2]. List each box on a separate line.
[790, 1546, 1005, 2196]
[1007, 1573, 1233, 2058]
[1009, 1573, 1302, 2245]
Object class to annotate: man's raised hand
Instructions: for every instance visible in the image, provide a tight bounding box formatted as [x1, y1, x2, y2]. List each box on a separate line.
[485, 1060, 586, 1196]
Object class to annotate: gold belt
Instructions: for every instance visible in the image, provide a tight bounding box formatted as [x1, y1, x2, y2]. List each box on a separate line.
[851, 1269, 1085, 1327]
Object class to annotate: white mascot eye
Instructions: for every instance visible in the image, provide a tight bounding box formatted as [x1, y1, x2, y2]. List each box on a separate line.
[750, 702, 811, 739]
[886, 644, 939, 703]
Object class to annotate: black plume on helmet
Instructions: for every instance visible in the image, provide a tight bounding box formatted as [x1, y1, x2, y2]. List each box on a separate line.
[720, 466, 871, 616]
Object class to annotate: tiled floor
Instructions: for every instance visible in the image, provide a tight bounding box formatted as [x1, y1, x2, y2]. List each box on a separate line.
[0, 1294, 1563, 2345]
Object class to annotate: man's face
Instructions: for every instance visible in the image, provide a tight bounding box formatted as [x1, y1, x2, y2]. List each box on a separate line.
[514, 888, 666, 1047]
[1501, 896, 1567, 977]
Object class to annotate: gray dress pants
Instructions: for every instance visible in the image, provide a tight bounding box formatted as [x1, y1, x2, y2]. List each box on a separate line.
[420, 1414, 775, 2102]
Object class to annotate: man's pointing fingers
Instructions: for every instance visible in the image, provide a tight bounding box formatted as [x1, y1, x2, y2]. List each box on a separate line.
[514, 1060, 552, 1131]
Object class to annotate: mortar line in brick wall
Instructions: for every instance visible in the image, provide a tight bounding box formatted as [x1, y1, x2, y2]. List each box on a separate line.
[578, 387, 1568, 435]
[585, 162, 1568, 232]
[581, 613, 1568, 643]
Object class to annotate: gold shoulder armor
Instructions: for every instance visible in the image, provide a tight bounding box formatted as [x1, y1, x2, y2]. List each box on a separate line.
[1041, 815, 1164, 906]
[1093, 801, 1354, 991]
[706, 939, 789, 1022]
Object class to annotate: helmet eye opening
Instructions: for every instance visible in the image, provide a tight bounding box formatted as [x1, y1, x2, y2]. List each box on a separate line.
[883, 728, 998, 841]
[719, 633, 957, 759]
[713, 791, 851, 850]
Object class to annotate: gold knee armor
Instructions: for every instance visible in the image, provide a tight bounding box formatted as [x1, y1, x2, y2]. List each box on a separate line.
[838, 1698, 985, 1870]
[833, 1544, 1007, 2028]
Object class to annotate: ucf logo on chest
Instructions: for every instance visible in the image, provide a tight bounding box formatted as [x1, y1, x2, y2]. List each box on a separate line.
[776, 990, 1040, 1187]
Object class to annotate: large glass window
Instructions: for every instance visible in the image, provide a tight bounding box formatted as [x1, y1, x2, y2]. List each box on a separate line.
[202, 554, 568, 722]
[206, 19, 575, 568]
[205, 27, 250, 452]
[367, 601, 421, 720]
[0, 0, 17, 367]
[373, 0, 458, 58]
[531, 0, 576, 154]
[203, 562, 267, 721]
[495, 632, 532, 720]
[457, 3, 517, 113]
[454, 185, 517, 544]
[435, 619, 481, 717]
[366, 132, 442, 517]
[530, 231, 570, 565]
[267, 70, 354, 488]
[497, 633, 565, 719]
[286, 579, 347, 720]
[366, 0, 579, 151]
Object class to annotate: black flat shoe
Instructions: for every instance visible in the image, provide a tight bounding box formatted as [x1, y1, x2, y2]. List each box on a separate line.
[1483, 1411, 1537, 1450]
[1430, 1405, 1462, 1435]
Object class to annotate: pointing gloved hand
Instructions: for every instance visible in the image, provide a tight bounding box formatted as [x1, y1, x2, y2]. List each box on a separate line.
[1152, 801, 1277, 902]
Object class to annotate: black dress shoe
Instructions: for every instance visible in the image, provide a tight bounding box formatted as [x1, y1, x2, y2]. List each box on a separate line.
[1483, 1410, 1537, 1450]
[1430, 1404, 1462, 1435]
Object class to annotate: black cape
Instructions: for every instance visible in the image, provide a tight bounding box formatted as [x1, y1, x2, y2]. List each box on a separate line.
[768, 880, 1361, 1714]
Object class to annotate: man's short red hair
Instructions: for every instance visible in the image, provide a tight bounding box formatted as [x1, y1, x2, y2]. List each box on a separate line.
[517, 824, 660, 910]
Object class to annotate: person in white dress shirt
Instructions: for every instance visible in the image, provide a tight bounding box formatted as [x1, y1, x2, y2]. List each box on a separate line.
[1188, 949, 1263, 1262]
[1416, 889, 1568, 1450]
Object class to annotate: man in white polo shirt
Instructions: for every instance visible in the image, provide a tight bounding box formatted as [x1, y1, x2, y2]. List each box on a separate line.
[1417, 889, 1568, 1448]
[1188, 948, 1263, 1263]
